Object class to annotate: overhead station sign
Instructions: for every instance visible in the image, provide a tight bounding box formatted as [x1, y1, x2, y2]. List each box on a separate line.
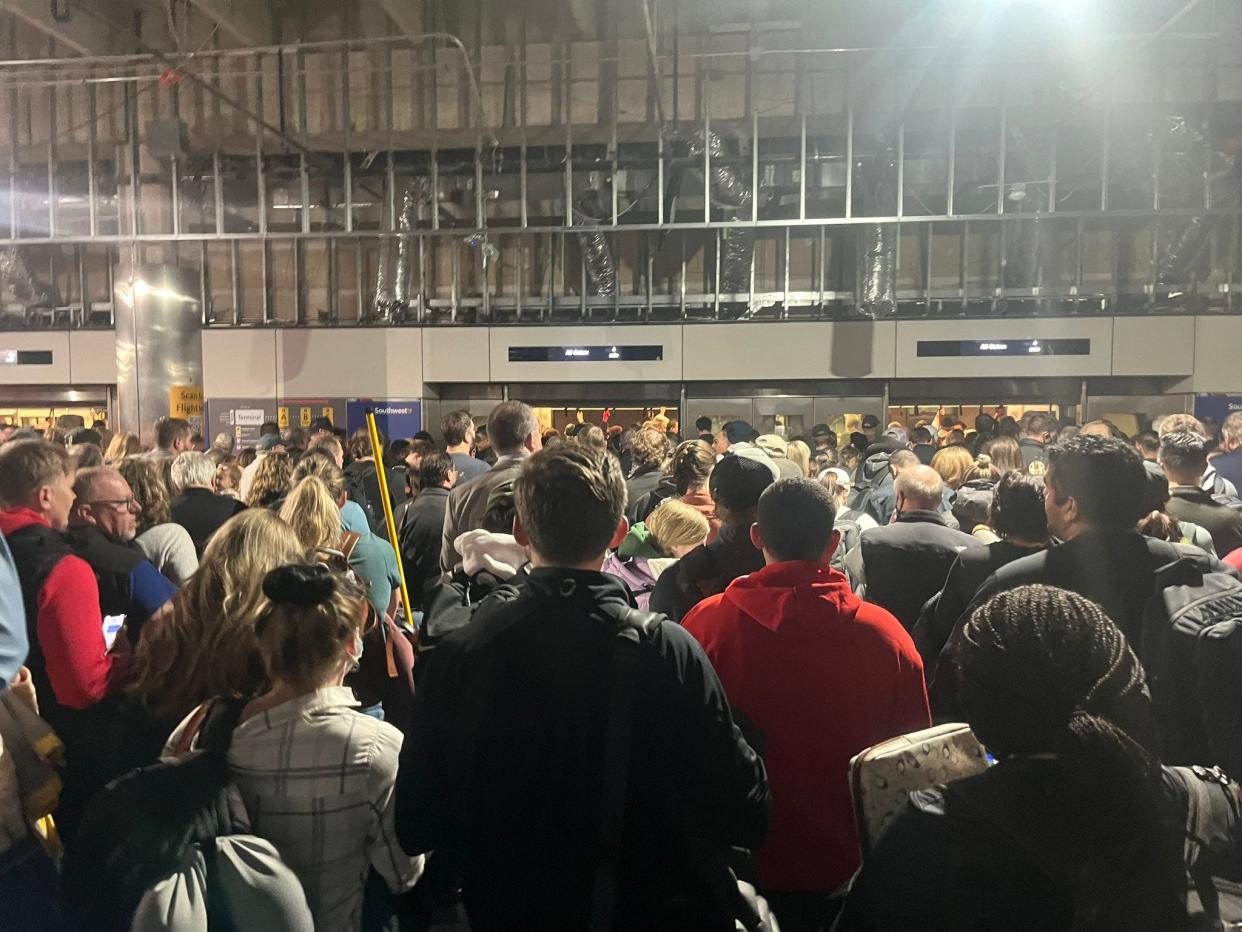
[916, 339, 1091, 358]
[508, 344, 664, 362]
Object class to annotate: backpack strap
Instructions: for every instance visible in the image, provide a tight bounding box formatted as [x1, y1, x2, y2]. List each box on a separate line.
[338, 530, 363, 563]
[589, 605, 663, 932]
[195, 696, 250, 755]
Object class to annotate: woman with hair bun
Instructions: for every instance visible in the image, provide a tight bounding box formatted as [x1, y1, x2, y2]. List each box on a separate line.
[165, 564, 424, 932]
[839, 584, 1242, 931]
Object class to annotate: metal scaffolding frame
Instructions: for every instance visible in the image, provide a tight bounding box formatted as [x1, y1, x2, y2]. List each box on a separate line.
[0, 10, 1237, 328]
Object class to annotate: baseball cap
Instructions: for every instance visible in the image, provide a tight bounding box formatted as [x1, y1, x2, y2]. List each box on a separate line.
[861, 414, 881, 430]
[811, 424, 832, 439]
[821, 466, 852, 489]
[257, 434, 284, 451]
[723, 420, 760, 445]
[709, 453, 776, 512]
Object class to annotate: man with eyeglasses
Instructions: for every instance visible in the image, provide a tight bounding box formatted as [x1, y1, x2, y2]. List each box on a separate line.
[0, 442, 147, 842]
[67, 468, 176, 652]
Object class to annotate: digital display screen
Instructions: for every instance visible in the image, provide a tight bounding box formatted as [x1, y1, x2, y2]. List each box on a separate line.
[508, 345, 664, 363]
[0, 349, 53, 365]
[916, 339, 1090, 358]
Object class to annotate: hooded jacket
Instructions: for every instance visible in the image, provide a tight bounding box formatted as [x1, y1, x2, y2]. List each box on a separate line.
[601, 523, 677, 610]
[683, 562, 930, 892]
[397, 568, 770, 930]
[648, 522, 765, 623]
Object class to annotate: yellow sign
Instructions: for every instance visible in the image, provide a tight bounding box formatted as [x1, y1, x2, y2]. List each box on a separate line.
[322, 407, 334, 423]
[299, 406, 312, 428]
[168, 385, 203, 419]
[277, 406, 290, 428]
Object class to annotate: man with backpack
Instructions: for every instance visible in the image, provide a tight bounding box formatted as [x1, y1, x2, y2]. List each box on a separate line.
[396, 445, 770, 929]
[398, 451, 456, 614]
[344, 427, 397, 535]
[1161, 431, 1242, 556]
[928, 434, 1239, 767]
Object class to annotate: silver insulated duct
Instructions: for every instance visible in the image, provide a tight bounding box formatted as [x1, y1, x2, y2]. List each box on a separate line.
[858, 147, 898, 319]
[574, 190, 617, 298]
[689, 131, 755, 303]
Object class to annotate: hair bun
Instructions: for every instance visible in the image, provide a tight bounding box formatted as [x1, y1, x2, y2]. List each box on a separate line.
[262, 564, 337, 607]
[976, 454, 992, 467]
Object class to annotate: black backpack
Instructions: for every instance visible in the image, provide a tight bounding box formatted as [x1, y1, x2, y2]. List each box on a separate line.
[63, 697, 305, 932]
[346, 463, 387, 535]
[1141, 556, 1242, 776]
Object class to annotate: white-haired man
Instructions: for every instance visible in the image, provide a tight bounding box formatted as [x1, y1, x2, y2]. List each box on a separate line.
[169, 451, 246, 556]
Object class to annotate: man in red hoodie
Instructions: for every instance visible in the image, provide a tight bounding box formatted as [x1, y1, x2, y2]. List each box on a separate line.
[683, 477, 931, 932]
[0, 439, 125, 839]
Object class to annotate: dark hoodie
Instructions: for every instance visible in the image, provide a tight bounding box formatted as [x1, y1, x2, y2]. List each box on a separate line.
[648, 522, 764, 623]
[683, 562, 930, 893]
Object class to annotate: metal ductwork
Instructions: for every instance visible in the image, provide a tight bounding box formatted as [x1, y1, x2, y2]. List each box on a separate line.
[858, 146, 898, 319]
[688, 131, 755, 309]
[574, 190, 617, 298]
[1157, 117, 1242, 290]
[0, 247, 51, 321]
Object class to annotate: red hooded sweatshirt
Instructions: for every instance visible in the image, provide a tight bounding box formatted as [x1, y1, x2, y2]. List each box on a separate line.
[683, 561, 930, 893]
[0, 508, 116, 709]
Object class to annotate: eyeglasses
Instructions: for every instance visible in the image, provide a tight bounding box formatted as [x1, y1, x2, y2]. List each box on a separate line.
[83, 497, 141, 513]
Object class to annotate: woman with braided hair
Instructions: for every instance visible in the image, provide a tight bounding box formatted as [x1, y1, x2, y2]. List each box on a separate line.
[837, 584, 1242, 931]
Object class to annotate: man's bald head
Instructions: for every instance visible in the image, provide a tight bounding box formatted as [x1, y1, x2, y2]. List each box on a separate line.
[894, 464, 945, 512]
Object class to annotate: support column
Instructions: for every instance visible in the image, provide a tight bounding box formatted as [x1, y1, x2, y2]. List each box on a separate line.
[115, 264, 204, 445]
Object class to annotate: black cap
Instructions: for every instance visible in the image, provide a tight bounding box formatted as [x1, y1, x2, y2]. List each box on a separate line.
[709, 453, 775, 512]
[811, 423, 832, 438]
[861, 414, 881, 429]
[723, 420, 760, 445]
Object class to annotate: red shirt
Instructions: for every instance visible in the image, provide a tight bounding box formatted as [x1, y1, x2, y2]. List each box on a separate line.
[683, 560, 930, 892]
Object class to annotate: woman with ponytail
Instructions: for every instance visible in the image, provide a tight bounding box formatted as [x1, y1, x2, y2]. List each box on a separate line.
[839, 584, 1242, 931]
[164, 564, 424, 932]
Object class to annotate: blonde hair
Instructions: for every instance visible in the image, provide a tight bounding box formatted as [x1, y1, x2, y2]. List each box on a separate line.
[931, 445, 975, 490]
[215, 461, 241, 491]
[246, 451, 292, 507]
[256, 569, 367, 693]
[964, 453, 1002, 484]
[645, 499, 710, 555]
[116, 457, 172, 527]
[279, 475, 342, 552]
[787, 439, 812, 477]
[630, 427, 668, 469]
[104, 431, 142, 465]
[131, 510, 307, 720]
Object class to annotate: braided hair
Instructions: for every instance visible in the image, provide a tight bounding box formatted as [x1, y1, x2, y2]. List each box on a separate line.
[956, 585, 1184, 931]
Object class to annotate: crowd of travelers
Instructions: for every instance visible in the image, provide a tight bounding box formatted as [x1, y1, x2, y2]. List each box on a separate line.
[2, 404, 1242, 931]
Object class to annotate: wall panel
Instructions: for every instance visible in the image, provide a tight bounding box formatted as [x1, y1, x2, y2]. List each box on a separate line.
[489, 325, 683, 383]
[894, 318, 1114, 378]
[683, 322, 897, 381]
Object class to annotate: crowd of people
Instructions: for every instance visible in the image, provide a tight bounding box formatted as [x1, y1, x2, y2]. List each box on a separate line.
[1, 403, 1242, 931]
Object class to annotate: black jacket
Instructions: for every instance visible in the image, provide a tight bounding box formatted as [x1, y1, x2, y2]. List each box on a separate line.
[170, 487, 246, 556]
[395, 568, 771, 931]
[836, 758, 1242, 931]
[928, 528, 1235, 719]
[845, 511, 985, 632]
[914, 540, 1045, 671]
[1018, 438, 1048, 474]
[625, 465, 666, 522]
[398, 486, 450, 610]
[1166, 486, 1242, 557]
[629, 477, 678, 525]
[649, 522, 765, 623]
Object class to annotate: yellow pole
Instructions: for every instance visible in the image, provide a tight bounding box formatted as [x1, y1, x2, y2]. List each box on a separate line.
[364, 409, 416, 646]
